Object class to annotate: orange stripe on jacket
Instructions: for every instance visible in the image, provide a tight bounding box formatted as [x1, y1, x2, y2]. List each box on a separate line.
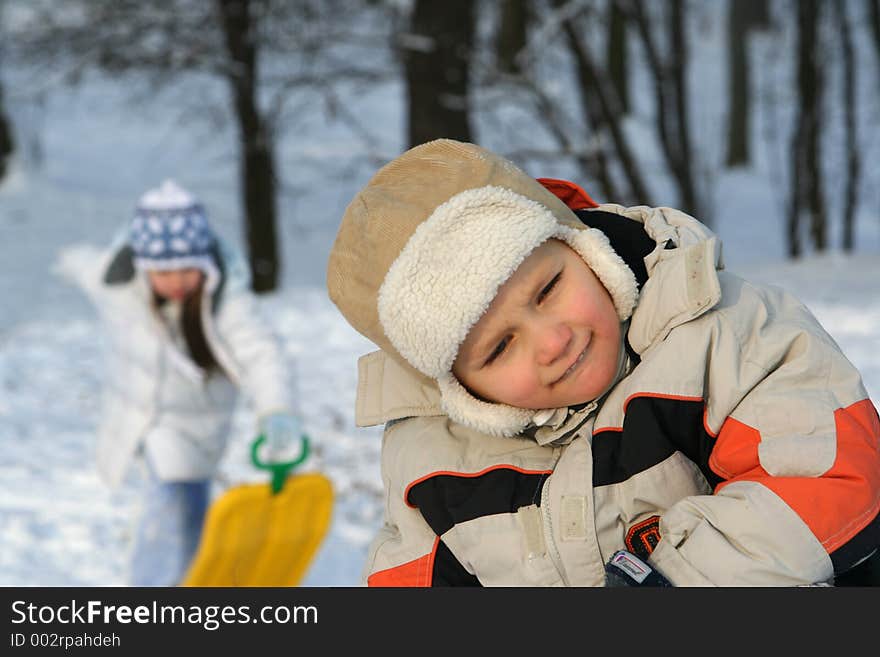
[367, 537, 440, 587]
[713, 399, 880, 553]
[709, 416, 763, 481]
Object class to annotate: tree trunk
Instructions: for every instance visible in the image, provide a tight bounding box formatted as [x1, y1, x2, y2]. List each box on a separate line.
[629, 0, 700, 218]
[726, 0, 751, 167]
[404, 0, 474, 147]
[0, 82, 13, 183]
[668, 0, 697, 216]
[869, 0, 880, 72]
[217, 0, 279, 293]
[788, 0, 826, 257]
[744, 1, 772, 30]
[496, 0, 529, 75]
[835, 2, 859, 252]
[607, 0, 629, 114]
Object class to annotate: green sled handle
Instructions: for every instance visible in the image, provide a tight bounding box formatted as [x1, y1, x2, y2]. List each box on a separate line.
[250, 433, 310, 495]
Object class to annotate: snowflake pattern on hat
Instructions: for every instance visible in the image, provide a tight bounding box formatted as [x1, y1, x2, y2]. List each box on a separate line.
[129, 180, 216, 272]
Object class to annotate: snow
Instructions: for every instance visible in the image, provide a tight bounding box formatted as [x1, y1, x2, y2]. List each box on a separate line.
[1, 8, 879, 587]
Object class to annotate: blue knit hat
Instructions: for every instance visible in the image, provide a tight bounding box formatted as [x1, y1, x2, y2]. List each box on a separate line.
[129, 179, 216, 272]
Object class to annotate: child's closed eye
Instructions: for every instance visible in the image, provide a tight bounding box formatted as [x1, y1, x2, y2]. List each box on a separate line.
[484, 336, 511, 366]
[537, 272, 562, 304]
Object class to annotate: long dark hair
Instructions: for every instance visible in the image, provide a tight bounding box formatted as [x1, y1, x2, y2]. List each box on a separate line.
[153, 278, 221, 375]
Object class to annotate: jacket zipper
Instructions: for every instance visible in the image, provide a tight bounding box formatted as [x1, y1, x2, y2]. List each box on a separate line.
[541, 450, 570, 586]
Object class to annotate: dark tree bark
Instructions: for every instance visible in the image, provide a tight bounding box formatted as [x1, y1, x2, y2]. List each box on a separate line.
[835, 2, 860, 252]
[726, 0, 751, 167]
[217, 0, 279, 293]
[787, 0, 826, 257]
[668, 0, 697, 215]
[745, 1, 772, 29]
[725, 0, 773, 167]
[404, 0, 474, 147]
[496, 0, 529, 74]
[869, 0, 880, 72]
[0, 83, 13, 183]
[607, 0, 629, 114]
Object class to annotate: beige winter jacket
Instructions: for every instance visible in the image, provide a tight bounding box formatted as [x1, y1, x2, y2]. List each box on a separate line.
[357, 202, 880, 586]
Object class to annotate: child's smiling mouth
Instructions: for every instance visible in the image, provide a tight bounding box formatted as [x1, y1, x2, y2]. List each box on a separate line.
[552, 334, 591, 385]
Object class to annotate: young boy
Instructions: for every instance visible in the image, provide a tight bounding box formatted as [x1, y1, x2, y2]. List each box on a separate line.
[327, 139, 880, 586]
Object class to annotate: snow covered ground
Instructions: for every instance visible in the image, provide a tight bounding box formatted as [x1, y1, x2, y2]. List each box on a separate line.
[1, 10, 879, 586]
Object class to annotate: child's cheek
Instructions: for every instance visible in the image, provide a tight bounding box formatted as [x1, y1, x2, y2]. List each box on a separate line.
[498, 361, 542, 406]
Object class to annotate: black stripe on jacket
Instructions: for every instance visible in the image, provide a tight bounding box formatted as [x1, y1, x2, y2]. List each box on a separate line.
[406, 468, 550, 587]
[830, 509, 880, 580]
[406, 469, 550, 535]
[592, 395, 723, 490]
[574, 209, 655, 290]
[432, 540, 482, 586]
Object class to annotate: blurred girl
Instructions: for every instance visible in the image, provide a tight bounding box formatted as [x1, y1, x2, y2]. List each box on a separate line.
[56, 179, 301, 586]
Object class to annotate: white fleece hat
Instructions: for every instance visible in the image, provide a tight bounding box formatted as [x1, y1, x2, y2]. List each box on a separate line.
[328, 140, 638, 436]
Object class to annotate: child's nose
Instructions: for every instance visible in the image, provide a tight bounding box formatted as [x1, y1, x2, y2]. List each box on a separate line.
[535, 322, 572, 367]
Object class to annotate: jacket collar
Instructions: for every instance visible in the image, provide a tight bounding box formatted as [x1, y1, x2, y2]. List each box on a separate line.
[627, 235, 723, 355]
[355, 350, 444, 427]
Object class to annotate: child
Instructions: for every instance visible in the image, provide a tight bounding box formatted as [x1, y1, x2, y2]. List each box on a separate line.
[326, 139, 880, 586]
[55, 179, 302, 586]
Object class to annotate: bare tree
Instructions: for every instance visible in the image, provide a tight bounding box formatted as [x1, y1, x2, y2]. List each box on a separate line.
[474, 0, 651, 206]
[10, 0, 393, 292]
[496, 0, 530, 75]
[869, 0, 880, 73]
[726, 0, 750, 167]
[0, 81, 12, 183]
[628, 0, 701, 219]
[787, 0, 826, 257]
[560, 12, 650, 204]
[0, 7, 13, 184]
[607, 0, 630, 115]
[834, 1, 860, 252]
[216, 0, 278, 292]
[402, 0, 475, 147]
[725, 0, 773, 167]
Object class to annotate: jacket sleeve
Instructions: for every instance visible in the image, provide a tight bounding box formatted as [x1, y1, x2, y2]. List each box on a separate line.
[52, 242, 113, 308]
[648, 281, 880, 586]
[212, 288, 294, 419]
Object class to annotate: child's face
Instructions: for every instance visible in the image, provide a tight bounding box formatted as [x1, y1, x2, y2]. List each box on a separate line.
[147, 268, 204, 302]
[452, 239, 622, 410]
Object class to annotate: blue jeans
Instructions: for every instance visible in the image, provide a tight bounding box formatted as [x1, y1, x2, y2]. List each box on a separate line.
[129, 462, 210, 587]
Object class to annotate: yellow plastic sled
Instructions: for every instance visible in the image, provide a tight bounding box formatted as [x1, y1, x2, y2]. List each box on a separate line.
[181, 435, 333, 587]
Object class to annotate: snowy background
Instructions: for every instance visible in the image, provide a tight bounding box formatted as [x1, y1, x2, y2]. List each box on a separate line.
[1, 6, 879, 587]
